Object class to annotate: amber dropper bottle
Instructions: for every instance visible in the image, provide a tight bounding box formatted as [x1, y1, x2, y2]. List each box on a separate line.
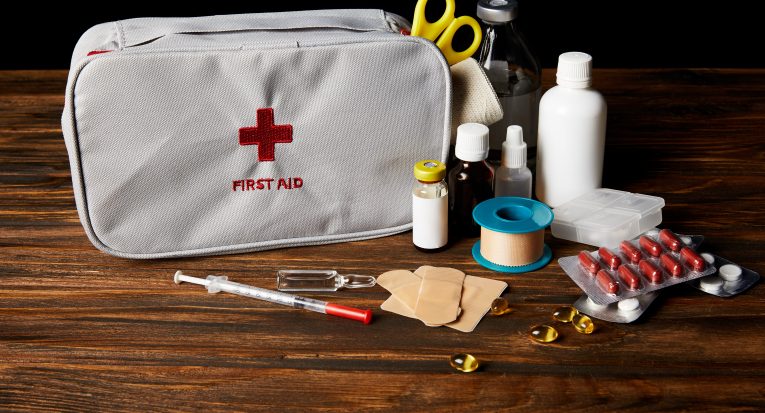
[448, 123, 495, 238]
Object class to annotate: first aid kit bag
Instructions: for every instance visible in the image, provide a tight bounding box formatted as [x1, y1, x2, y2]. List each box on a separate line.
[61, 9, 451, 259]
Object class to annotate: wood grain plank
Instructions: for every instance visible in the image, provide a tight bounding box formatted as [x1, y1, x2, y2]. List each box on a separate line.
[1, 69, 764, 411]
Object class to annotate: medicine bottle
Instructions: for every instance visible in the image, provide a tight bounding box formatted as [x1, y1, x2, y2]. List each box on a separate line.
[448, 123, 494, 238]
[476, 0, 542, 155]
[495, 125, 532, 198]
[412, 160, 448, 251]
[536, 52, 607, 208]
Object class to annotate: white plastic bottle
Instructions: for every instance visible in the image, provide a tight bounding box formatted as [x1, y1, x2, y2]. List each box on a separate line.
[495, 125, 532, 198]
[536, 52, 607, 207]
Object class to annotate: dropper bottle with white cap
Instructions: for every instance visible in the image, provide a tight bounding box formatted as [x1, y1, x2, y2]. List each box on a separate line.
[495, 125, 532, 198]
[448, 123, 495, 238]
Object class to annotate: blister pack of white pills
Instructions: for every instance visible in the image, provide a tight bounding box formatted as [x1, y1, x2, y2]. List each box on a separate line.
[574, 292, 659, 323]
[688, 253, 760, 297]
[559, 229, 713, 305]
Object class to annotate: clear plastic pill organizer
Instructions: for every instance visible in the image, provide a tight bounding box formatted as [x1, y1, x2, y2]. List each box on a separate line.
[559, 229, 714, 305]
[551, 189, 665, 247]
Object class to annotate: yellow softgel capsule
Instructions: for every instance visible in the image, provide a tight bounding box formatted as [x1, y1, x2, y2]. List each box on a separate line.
[552, 305, 578, 322]
[572, 313, 596, 334]
[490, 298, 512, 316]
[529, 325, 559, 343]
[450, 353, 480, 373]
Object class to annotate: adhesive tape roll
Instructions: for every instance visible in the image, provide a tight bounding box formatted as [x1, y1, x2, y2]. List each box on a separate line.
[471, 197, 554, 273]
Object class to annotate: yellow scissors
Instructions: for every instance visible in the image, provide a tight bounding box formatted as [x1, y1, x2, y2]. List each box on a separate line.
[411, 0, 483, 66]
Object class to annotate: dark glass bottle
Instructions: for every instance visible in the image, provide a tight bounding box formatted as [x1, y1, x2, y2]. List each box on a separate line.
[448, 123, 494, 238]
[477, 0, 542, 159]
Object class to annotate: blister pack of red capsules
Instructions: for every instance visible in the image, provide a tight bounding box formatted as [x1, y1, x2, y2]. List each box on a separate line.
[559, 229, 714, 305]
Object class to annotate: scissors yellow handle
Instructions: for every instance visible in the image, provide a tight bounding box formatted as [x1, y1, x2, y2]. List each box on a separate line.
[435, 16, 482, 66]
[411, 0, 455, 40]
[411, 0, 483, 66]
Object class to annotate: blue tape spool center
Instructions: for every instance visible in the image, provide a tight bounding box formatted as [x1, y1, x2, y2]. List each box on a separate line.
[495, 205, 533, 222]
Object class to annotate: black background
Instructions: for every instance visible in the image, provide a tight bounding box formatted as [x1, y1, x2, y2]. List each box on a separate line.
[2, 0, 761, 69]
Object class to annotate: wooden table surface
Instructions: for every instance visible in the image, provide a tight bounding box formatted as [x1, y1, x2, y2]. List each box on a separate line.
[1, 69, 764, 412]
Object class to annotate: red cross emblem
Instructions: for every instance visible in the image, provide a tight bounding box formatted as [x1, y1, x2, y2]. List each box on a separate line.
[238, 108, 293, 162]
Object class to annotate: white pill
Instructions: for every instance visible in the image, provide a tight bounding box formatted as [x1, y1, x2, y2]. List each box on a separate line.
[617, 298, 641, 312]
[700, 276, 723, 292]
[586, 297, 608, 309]
[701, 253, 715, 265]
[681, 236, 692, 245]
[719, 264, 743, 281]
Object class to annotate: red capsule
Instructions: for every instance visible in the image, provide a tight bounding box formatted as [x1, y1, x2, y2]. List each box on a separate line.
[578, 251, 601, 274]
[619, 241, 643, 263]
[639, 235, 663, 257]
[617, 265, 641, 290]
[596, 269, 620, 294]
[598, 247, 622, 270]
[659, 229, 683, 252]
[660, 253, 684, 277]
[638, 259, 663, 284]
[680, 247, 706, 272]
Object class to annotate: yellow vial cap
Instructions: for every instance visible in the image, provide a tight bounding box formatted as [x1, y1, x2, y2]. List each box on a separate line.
[414, 160, 446, 182]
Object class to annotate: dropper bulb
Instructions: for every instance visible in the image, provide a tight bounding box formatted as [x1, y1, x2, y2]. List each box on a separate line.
[502, 125, 527, 168]
[507, 125, 523, 146]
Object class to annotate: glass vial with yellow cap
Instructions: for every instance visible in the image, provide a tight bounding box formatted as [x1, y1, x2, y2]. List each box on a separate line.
[412, 160, 448, 251]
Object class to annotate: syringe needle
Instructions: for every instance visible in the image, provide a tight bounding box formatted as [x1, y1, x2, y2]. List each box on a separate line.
[174, 271, 372, 324]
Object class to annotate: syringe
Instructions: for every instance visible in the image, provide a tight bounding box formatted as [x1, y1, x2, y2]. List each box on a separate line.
[174, 271, 372, 324]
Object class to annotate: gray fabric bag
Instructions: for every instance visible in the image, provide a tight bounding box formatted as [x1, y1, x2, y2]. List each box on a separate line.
[61, 9, 451, 259]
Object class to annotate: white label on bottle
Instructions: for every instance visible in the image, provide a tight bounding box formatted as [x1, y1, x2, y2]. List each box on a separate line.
[412, 195, 448, 249]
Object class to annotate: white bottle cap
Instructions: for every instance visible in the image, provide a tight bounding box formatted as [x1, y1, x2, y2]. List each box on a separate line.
[502, 125, 527, 168]
[556, 52, 592, 88]
[455, 123, 490, 162]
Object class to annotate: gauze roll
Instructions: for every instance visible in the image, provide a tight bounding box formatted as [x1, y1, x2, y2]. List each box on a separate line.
[450, 58, 503, 144]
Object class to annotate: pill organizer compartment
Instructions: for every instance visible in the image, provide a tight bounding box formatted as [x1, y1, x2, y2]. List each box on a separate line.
[551, 189, 665, 247]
